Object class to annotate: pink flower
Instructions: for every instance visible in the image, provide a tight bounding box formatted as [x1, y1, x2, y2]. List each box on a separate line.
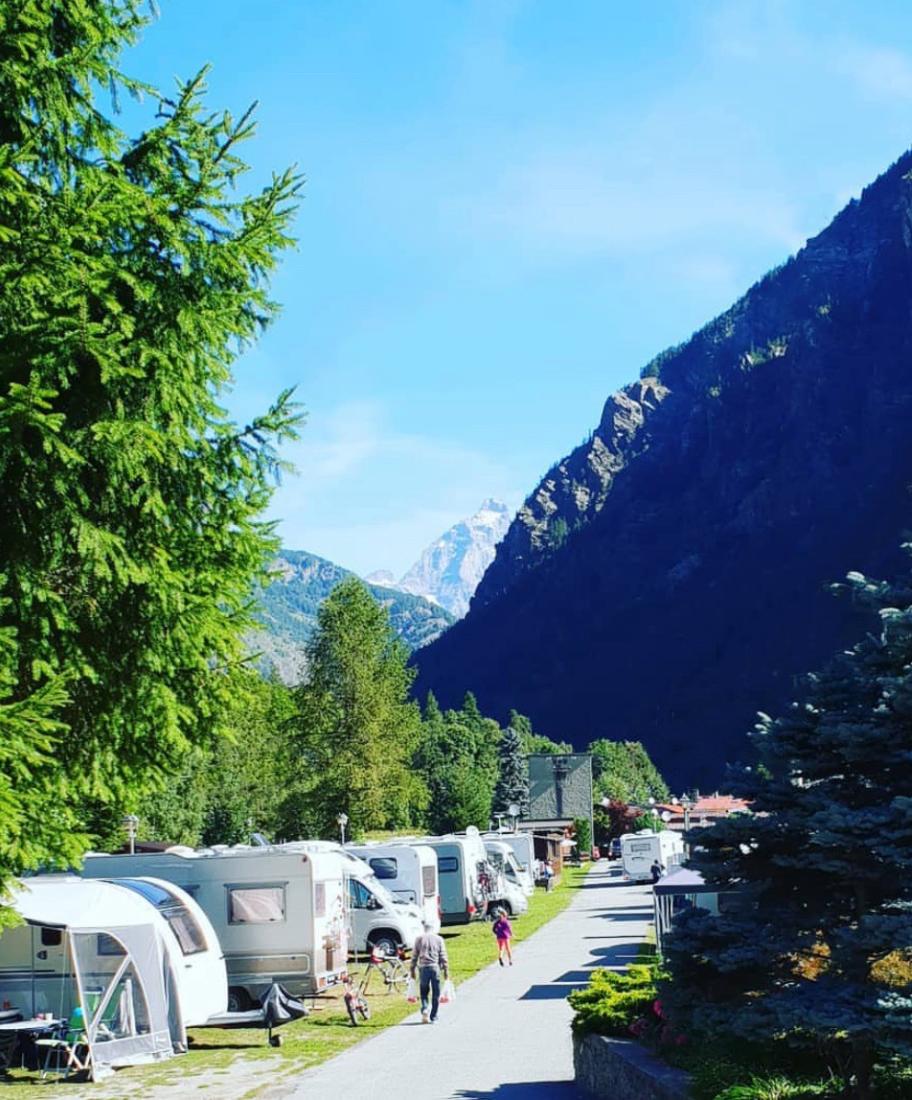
[652, 998, 665, 1019]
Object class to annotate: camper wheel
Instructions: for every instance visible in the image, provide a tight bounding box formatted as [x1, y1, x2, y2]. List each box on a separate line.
[227, 986, 254, 1013]
[368, 931, 399, 958]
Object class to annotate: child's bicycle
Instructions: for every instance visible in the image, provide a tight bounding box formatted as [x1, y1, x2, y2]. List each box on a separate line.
[343, 944, 410, 1025]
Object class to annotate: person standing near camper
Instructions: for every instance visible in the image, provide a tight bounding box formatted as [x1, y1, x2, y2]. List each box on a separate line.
[543, 859, 554, 892]
[410, 919, 449, 1023]
[492, 908, 513, 966]
[650, 859, 664, 885]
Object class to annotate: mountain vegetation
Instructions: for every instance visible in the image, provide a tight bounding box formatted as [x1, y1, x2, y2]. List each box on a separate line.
[253, 548, 454, 681]
[414, 151, 912, 789]
[0, 3, 299, 903]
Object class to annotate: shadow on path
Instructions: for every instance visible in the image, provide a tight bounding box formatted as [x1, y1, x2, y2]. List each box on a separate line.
[454, 1084, 581, 1099]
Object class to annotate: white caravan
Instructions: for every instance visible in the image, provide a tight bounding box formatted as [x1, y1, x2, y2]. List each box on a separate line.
[620, 829, 685, 883]
[284, 842, 424, 956]
[346, 843, 440, 933]
[0, 877, 225, 1078]
[83, 845, 348, 1010]
[483, 839, 534, 898]
[483, 832, 536, 894]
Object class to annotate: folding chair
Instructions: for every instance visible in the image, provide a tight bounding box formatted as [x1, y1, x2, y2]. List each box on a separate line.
[36, 1008, 89, 1079]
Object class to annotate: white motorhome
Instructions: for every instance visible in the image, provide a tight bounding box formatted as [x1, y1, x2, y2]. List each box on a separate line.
[284, 842, 424, 957]
[408, 832, 492, 925]
[620, 829, 685, 883]
[83, 845, 348, 1011]
[483, 832, 536, 894]
[483, 838, 534, 897]
[346, 843, 440, 933]
[482, 841, 529, 916]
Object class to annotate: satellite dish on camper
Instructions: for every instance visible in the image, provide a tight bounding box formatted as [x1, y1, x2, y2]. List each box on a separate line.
[466, 825, 480, 838]
[507, 803, 520, 819]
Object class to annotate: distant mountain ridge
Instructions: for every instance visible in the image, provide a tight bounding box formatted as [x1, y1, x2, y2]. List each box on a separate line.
[414, 150, 912, 789]
[374, 499, 511, 618]
[253, 549, 454, 683]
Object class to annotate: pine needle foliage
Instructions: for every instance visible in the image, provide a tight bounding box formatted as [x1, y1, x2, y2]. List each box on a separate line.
[664, 552, 912, 1098]
[492, 723, 529, 818]
[0, 1, 302, 899]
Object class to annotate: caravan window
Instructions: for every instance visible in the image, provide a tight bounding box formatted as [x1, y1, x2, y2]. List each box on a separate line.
[40, 928, 62, 947]
[368, 858, 398, 880]
[113, 878, 207, 955]
[438, 857, 458, 873]
[348, 879, 378, 910]
[421, 864, 437, 897]
[228, 885, 285, 924]
[629, 842, 652, 854]
[314, 882, 326, 918]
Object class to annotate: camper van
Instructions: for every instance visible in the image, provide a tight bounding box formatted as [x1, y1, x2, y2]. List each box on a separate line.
[347, 843, 440, 933]
[408, 832, 492, 925]
[83, 845, 348, 1010]
[482, 841, 529, 916]
[620, 829, 685, 883]
[483, 832, 536, 894]
[0, 876, 227, 1078]
[285, 842, 424, 957]
[483, 839, 534, 898]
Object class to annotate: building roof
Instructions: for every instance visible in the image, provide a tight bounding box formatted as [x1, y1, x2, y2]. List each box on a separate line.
[654, 866, 718, 896]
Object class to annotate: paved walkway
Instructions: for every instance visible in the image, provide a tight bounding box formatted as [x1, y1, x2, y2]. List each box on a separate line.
[268, 863, 653, 1100]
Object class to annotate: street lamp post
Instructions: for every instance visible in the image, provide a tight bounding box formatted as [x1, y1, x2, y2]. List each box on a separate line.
[336, 812, 348, 847]
[122, 814, 139, 855]
[681, 795, 695, 858]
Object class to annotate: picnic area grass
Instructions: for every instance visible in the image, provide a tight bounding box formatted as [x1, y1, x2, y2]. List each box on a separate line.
[0, 865, 589, 1098]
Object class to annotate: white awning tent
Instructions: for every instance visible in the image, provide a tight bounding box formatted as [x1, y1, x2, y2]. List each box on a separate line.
[1, 878, 186, 1079]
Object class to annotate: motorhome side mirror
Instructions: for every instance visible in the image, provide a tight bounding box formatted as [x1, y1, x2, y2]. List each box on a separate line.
[367, 896, 382, 911]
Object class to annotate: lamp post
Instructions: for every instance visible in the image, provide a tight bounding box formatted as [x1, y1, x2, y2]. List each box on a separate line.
[122, 814, 139, 855]
[681, 795, 695, 858]
[647, 796, 657, 833]
[336, 812, 348, 847]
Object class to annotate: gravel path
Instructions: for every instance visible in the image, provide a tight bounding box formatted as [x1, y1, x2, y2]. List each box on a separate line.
[265, 863, 653, 1100]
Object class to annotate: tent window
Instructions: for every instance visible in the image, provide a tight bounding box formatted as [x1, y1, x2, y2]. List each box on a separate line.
[40, 927, 62, 947]
[421, 865, 437, 897]
[314, 882, 326, 918]
[369, 858, 398, 880]
[228, 886, 285, 924]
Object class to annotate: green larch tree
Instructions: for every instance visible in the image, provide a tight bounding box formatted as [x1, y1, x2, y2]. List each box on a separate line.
[0, 2, 301, 899]
[286, 578, 427, 838]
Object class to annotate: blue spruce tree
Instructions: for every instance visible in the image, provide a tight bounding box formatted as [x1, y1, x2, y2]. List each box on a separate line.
[664, 556, 912, 1099]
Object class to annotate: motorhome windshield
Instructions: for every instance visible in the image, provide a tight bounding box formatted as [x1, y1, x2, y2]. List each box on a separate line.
[112, 877, 207, 956]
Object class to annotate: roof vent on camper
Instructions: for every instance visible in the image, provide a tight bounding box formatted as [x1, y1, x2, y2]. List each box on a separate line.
[466, 826, 480, 838]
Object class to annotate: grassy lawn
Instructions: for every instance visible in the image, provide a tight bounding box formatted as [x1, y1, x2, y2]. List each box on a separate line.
[0, 865, 589, 1098]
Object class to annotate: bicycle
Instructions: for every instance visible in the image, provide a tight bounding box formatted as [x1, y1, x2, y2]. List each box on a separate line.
[343, 945, 410, 1024]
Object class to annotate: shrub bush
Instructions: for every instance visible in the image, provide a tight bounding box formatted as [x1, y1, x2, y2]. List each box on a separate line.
[569, 961, 672, 1040]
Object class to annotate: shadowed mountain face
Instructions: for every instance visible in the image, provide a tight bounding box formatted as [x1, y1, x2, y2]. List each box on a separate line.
[413, 151, 912, 789]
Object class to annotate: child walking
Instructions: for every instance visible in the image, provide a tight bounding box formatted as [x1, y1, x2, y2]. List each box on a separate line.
[492, 908, 513, 967]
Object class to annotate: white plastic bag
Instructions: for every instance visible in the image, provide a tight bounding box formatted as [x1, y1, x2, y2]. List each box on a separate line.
[440, 979, 456, 1004]
[405, 977, 417, 1003]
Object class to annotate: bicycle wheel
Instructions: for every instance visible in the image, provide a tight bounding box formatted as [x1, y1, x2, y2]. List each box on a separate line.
[345, 994, 359, 1027]
[382, 960, 408, 995]
[358, 998, 371, 1021]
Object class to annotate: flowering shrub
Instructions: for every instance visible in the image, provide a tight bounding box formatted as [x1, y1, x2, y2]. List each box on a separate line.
[569, 960, 683, 1044]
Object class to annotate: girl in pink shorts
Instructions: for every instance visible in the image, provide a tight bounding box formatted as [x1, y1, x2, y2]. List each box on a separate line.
[492, 909, 513, 966]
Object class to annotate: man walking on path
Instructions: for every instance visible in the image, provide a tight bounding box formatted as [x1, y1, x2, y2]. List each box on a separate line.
[410, 919, 449, 1023]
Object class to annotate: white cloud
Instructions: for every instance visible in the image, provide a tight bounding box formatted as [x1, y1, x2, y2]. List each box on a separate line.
[268, 400, 522, 575]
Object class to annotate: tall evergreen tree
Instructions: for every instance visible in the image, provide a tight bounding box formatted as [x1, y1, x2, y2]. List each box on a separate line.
[664, 560, 912, 1098]
[492, 724, 530, 818]
[285, 579, 427, 838]
[0, 2, 300, 898]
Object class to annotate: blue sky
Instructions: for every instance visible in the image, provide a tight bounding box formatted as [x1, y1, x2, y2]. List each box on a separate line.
[129, 1, 912, 576]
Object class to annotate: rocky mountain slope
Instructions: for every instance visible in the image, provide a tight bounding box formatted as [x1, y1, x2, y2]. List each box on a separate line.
[253, 550, 454, 682]
[378, 499, 512, 618]
[413, 151, 912, 789]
